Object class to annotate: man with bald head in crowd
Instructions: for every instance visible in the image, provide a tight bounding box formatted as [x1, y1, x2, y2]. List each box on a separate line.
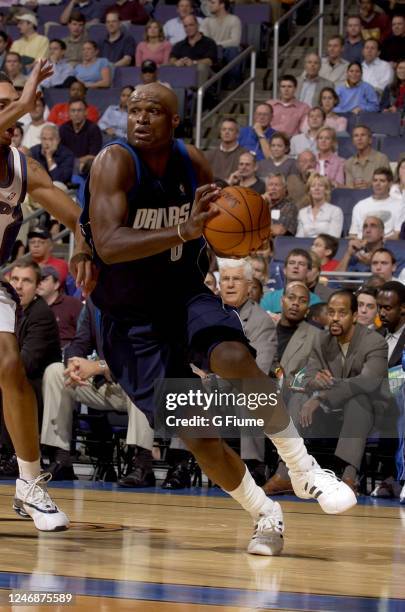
[286, 149, 317, 207]
[30, 124, 75, 186]
[238, 103, 275, 161]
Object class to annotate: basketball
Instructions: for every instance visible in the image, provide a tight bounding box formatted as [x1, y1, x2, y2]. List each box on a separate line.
[203, 186, 270, 258]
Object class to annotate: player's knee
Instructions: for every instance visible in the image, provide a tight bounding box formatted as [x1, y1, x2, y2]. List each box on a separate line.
[210, 341, 251, 377]
[182, 437, 224, 464]
[0, 349, 25, 387]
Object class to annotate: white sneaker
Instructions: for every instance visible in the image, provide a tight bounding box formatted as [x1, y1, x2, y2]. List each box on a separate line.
[400, 484, 405, 505]
[289, 459, 357, 514]
[247, 502, 284, 556]
[14, 473, 69, 532]
[370, 477, 402, 499]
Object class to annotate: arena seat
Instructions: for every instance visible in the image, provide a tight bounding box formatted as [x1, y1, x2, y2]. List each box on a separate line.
[331, 187, 373, 235]
[154, 5, 177, 22]
[337, 135, 380, 158]
[380, 136, 405, 162]
[352, 112, 402, 137]
[38, 5, 64, 24]
[43, 86, 122, 114]
[113, 65, 198, 88]
[47, 25, 69, 39]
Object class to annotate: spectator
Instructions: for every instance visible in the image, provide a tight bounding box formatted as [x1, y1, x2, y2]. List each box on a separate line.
[300, 87, 348, 134]
[59, 99, 103, 174]
[377, 281, 405, 365]
[11, 123, 24, 151]
[238, 103, 275, 162]
[300, 290, 391, 491]
[0, 30, 8, 71]
[334, 62, 380, 113]
[10, 14, 49, 69]
[267, 75, 310, 137]
[263, 173, 298, 236]
[63, 11, 88, 67]
[319, 35, 349, 87]
[204, 117, 247, 181]
[391, 158, 405, 203]
[135, 20, 171, 67]
[380, 14, 405, 64]
[260, 248, 322, 314]
[315, 126, 345, 187]
[41, 39, 75, 89]
[37, 266, 83, 349]
[262, 281, 321, 495]
[248, 254, 268, 285]
[28, 228, 69, 285]
[21, 96, 53, 150]
[337, 215, 385, 273]
[98, 85, 134, 140]
[349, 168, 405, 239]
[286, 149, 317, 207]
[48, 79, 100, 126]
[380, 59, 405, 113]
[356, 286, 379, 328]
[74, 41, 112, 88]
[361, 38, 394, 93]
[290, 106, 325, 158]
[297, 174, 343, 238]
[204, 271, 218, 294]
[343, 15, 364, 64]
[311, 233, 340, 271]
[359, 0, 392, 42]
[307, 301, 329, 329]
[257, 132, 298, 180]
[296, 53, 333, 107]
[228, 151, 265, 194]
[371, 248, 398, 281]
[101, 10, 135, 67]
[61, 0, 102, 25]
[30, 125, 75, 186]
[164, 0, 203, 45]
[4, 52, 26, 89]
[344, 125, 390, 187]
[249, 277, 263, 303]
[169, 15, 217, 86]
[103, 0, 149, 25]
[138, 58, 171, 88]
[200, 0, 242, 88]
[306, 251, 335, 302]
[10, 260, 61, 425]
[41, 298, 154, 483]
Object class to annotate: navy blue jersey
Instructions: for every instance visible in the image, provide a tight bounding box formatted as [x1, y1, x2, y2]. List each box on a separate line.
[81, 139, 210, 321]
[0, 146, 26, 266]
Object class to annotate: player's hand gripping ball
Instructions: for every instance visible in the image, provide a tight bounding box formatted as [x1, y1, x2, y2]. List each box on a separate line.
[203, 186, 271, 258]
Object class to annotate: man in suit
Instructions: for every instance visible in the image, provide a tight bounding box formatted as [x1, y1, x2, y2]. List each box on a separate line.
[296, 53, 333, 108]
[299, 290, 393, 492]
[219, 257, 278, 484]
[263, 281, 322, 494]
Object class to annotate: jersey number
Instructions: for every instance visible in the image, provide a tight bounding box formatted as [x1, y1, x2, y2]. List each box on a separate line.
[171, 245, 183, 261]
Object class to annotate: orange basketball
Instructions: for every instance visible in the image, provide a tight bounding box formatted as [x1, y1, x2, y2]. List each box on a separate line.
[203, 186, 270, 258]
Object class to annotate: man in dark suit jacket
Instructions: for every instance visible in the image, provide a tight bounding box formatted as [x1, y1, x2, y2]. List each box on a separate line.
[300, 290, 395, 491]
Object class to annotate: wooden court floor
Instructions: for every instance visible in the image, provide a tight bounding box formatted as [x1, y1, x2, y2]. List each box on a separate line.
[0, 481, 404, 611]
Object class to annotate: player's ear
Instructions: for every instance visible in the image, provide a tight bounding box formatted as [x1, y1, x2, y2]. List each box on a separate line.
[172, 113, 180, 129]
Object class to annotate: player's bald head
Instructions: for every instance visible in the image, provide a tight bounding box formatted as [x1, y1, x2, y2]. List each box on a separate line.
[130, 83, 178, 116]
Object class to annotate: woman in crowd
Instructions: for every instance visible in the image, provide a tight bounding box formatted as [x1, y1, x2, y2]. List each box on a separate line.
[380, 60, 405, 113]
[300, 87, 348, 134]
[135, 20, 172, 67]
[334, 62, 379, 113]
[391, 157, 405, 204]
[315, 127, 345, 187]
[296, 173, 343, 238]
[74, 41, 112, 89]
[98, 85, 134, 140]
[257, 132, 297, 179]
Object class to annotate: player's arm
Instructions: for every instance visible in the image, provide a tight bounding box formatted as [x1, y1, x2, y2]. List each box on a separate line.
[90, 146, 220, 265]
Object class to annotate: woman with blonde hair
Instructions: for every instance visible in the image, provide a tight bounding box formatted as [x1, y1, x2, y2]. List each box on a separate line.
[315, 126, 345, 187]
[296, 173, 343, 238]
[135, 20, 172, 67]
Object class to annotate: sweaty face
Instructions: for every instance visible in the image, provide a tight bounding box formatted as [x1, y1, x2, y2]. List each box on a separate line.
[327, 294, 356, 338]
[0, 82, 19, 145]
[357, 293, 377, 326]
[377, 291, 404, 331]
[219, 266, 250, 308]
[127, 86, 180, 150]
[281, 284, 309, 322]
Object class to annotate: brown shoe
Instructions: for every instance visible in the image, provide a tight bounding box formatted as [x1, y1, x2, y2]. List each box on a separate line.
[262, 473, 294, 495]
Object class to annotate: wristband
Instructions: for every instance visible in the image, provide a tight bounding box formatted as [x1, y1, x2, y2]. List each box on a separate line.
[177, 223, 187, 243]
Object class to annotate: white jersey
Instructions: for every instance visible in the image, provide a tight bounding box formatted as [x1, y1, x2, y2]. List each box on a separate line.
[0, 146, 27, 266]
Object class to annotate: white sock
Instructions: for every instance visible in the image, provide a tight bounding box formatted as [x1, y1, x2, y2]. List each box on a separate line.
[225, 466, 274, 520]
[267, 419, 314, 474]
[17, 457, 41, 481]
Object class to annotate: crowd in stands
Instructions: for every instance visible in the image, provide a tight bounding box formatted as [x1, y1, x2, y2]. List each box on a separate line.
[0, 0, 403, 504]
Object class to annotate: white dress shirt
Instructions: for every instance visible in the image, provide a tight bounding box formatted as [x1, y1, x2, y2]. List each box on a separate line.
[362, 58, 394, 92]
[296, 202, 344, 238]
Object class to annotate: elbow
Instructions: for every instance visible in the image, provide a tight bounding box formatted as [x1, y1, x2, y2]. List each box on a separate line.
[94, 235, 118, 265]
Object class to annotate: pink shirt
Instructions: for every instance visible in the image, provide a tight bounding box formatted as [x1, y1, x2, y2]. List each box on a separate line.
[135, 41, 172, 67]
[316, 153, 345, 186]
[266, 98, 310, 137]
[300, 113, 348, 134]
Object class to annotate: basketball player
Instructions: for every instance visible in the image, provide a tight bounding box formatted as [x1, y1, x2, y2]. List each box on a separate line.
[84, 84, 356, 556]
[0, 60, 94, 531]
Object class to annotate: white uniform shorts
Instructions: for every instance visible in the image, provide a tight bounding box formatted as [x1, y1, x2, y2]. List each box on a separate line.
[0, 283, 17, 334]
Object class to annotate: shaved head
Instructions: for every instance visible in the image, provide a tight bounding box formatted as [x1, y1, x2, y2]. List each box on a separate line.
[130, 83, 179, 116]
